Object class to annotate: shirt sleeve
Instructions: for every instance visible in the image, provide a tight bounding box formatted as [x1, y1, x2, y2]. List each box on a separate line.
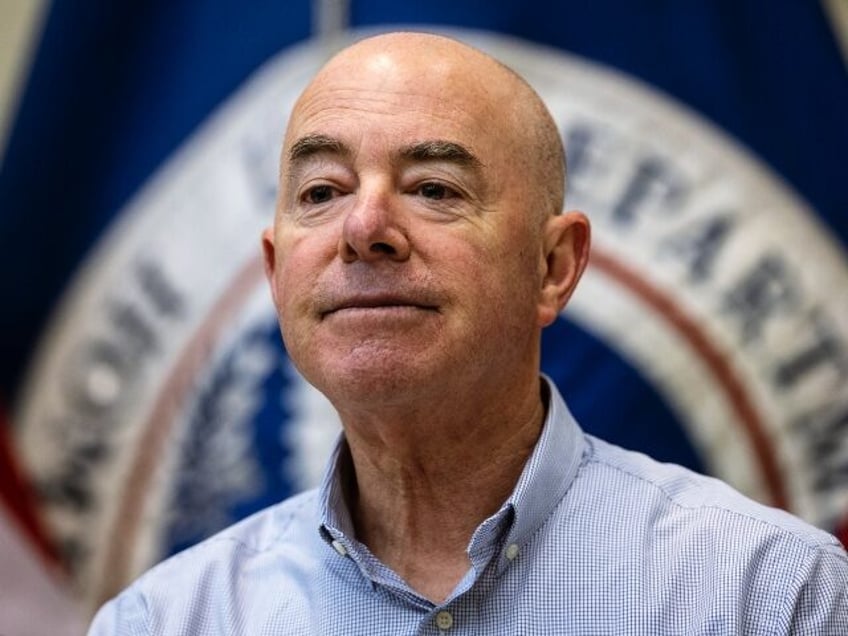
[87, 591, 149, 636]
[782, 542, 848, 635]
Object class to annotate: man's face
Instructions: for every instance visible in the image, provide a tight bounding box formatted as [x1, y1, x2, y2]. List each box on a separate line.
[264, 44, 551, 407]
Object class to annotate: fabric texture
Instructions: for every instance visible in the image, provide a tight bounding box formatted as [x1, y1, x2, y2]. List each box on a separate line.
[88, 380, 848, 635]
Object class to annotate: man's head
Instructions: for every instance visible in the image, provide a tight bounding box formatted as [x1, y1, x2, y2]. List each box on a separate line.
[262, 32, 589, 410]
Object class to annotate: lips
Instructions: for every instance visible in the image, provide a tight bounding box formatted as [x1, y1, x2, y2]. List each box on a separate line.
[319, 292, 439, 318]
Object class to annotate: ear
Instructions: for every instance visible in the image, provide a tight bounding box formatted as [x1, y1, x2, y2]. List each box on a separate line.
[537, 211, 591, 327]
[261, 226, 280, 307]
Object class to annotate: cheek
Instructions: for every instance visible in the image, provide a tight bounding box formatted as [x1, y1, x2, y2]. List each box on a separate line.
[274, 246, 325, 377]
[481, 240, 543, 327]
[274, 235, 329, 320]
[441, 238, 535, 321]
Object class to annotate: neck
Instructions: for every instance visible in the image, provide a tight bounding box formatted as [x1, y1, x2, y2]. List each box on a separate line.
[337, 372, 546, 603]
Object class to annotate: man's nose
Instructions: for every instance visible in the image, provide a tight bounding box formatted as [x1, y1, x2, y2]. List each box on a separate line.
[339, 189, 411, 263]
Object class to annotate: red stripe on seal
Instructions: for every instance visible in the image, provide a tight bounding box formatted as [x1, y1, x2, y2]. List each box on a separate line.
[589, 247, 789, 511]
[96, 257, 267, 606]
[0, 399, 63, 570]
[836, 512, 848, 550]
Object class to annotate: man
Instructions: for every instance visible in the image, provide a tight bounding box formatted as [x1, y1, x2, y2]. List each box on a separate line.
[90, 32, 847, 634]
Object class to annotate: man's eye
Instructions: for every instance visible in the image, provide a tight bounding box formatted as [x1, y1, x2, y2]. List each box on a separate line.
[418, 182, 454, 200]
[304, 185, 335, 204]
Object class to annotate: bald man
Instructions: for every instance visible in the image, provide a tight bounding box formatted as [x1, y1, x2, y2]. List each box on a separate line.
[90, 32, 847, 635]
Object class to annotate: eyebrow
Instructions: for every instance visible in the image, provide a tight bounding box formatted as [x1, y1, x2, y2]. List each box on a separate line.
[288, 134, 351, 163]
[398, 140, 483, 170]
[288, 135, 483, 169]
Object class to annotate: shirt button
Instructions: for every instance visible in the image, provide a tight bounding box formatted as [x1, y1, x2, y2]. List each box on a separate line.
[435, 610, 453, 630]
[505, 543, 520, 561]
[331, 540, 347, 557]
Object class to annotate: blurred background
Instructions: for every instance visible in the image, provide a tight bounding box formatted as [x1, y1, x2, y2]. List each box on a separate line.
[1, 1, 847, 633]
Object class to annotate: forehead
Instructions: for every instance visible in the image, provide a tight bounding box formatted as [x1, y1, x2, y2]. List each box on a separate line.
[285, 49, 514, 160]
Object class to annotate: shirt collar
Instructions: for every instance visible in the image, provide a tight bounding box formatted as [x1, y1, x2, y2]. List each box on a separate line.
[317, 376, 586, 576]
[493, 375, 586, 571]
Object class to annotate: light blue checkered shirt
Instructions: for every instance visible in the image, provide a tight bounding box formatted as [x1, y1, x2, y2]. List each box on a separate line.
[89, 380, 848, 634]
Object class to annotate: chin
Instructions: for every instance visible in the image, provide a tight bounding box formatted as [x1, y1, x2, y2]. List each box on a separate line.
[311, 350, 439, 408]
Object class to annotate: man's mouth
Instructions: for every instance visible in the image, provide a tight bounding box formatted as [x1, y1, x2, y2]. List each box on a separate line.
[320, 293, 439, 318]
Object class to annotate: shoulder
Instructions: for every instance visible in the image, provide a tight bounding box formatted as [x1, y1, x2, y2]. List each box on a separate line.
[151, 487, 320, 568]
[539, 435, 848, 631]
[88, 489, 322, 634]
[581, 435, 843, 552]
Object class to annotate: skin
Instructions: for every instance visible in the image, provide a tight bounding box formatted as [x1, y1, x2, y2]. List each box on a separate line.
[262, 32, 590, 602]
